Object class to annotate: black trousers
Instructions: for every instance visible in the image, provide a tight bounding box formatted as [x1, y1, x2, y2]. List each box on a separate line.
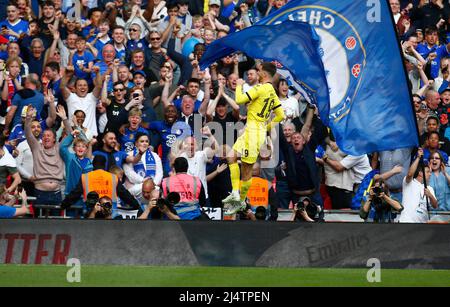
[326, 186, 353, 209]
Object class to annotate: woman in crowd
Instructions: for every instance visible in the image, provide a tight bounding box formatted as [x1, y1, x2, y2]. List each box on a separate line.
[429, 151, 450, 211]
[124, 132, 163, 199]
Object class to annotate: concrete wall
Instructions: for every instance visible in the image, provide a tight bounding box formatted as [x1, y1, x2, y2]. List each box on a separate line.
[1, 219, 449, 269]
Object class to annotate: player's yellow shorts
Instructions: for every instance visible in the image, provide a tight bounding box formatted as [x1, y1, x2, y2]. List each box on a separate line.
[233, 126, 266, 164]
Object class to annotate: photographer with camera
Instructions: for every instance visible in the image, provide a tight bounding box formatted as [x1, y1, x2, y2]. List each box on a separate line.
[360, 180, 403, 223]
[61, 155, 141, 216]
[138, 189, 180, 220]
[290, 196, 316, 222]
[87, 194, 114, 219]
[161, 157, 208, 220]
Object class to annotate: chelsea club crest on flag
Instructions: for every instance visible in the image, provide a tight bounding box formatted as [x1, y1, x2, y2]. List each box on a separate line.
[256, 0, 418, 155]
[199, 0, 418, 155]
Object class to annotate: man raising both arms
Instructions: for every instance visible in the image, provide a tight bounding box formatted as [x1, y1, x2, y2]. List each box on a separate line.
[223, 62, 285, 214]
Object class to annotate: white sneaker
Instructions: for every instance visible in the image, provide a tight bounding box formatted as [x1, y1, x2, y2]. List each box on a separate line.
[225, 200, 247, 215]
[222, 191, 240, 204]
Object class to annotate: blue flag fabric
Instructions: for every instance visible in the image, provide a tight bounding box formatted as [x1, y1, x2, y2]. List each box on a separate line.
[199, 21, 330, 124]
[201, 0, 419, 155]
[256, 0, 418, 154]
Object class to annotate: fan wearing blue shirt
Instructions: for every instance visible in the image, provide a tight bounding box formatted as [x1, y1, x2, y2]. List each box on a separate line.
[72, 36, 95, 82]
[119, 108, 149, 153]
[126, 23, 148, 56]
[0, 4, 29, 42]
[93, 131, 145, 171]
[111, 26, 127, 64]
[91, 44, 116, 92]
[149, 105, 185, 175]
[88, 19, 112, 61]
[416, 27, 450, 79]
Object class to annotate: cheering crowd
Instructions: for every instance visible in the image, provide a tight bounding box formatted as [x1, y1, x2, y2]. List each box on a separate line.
[0, 0, 450, 222]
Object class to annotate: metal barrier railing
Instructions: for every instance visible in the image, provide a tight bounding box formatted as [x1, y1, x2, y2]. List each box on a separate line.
[9, 201, 450, 222]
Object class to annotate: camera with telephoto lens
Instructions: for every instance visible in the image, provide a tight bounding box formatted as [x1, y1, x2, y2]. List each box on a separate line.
[372, 186, 382, 197]
[86, 191, 100, 209]
[371, 185, 387, 212]
[156, 192, 180, 210]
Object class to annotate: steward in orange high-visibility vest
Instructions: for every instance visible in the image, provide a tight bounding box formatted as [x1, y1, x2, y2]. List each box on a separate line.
[61, 155, 140, 216]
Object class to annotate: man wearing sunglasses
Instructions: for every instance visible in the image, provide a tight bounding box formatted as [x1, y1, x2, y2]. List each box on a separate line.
[144, 30, 166, 83]
[102, 81, 135, 137]
[126, 23, 147, 55]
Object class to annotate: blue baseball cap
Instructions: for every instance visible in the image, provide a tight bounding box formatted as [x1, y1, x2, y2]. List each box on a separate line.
[133, 70, 147, 78]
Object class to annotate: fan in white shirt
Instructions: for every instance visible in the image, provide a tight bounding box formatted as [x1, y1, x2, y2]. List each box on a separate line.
[60, 66, 103, 137]
[179, 127, 218, 199]
[400, 148, 438, 223]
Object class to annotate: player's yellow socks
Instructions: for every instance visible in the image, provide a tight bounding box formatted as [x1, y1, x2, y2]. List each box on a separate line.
[240, 178, 253, 202]
[229, 163, 240, 193]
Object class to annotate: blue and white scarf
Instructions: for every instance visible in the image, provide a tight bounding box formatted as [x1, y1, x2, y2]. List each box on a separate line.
[133, 149, 156, 179]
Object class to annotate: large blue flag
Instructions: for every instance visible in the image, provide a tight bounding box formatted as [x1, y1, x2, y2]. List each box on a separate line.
[199, 21, 330, 125]
[257, 0, 418, 154]
[201, 0, 419, 155]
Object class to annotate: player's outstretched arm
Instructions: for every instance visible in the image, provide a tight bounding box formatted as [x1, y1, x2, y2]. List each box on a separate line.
[235, 78, 254, 104]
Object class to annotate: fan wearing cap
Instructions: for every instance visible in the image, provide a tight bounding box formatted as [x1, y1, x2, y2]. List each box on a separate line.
[130, 69, 159, 126]
[204, 0, 230, 30]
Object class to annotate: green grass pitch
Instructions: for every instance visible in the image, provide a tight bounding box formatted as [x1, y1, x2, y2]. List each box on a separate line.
[1, 265, 450, 287]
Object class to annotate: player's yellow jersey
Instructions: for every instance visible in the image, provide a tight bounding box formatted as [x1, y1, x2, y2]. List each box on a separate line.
[236, 83, 282, 128]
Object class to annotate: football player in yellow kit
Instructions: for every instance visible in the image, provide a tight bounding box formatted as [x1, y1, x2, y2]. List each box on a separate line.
[223, 62, 285, 214]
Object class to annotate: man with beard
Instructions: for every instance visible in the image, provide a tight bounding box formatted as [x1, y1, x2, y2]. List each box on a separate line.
[15, 117, 43, 195]
[149, 105, 184, 175]
[92, 131, 144, 170]
[24, 105, 64, 216]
